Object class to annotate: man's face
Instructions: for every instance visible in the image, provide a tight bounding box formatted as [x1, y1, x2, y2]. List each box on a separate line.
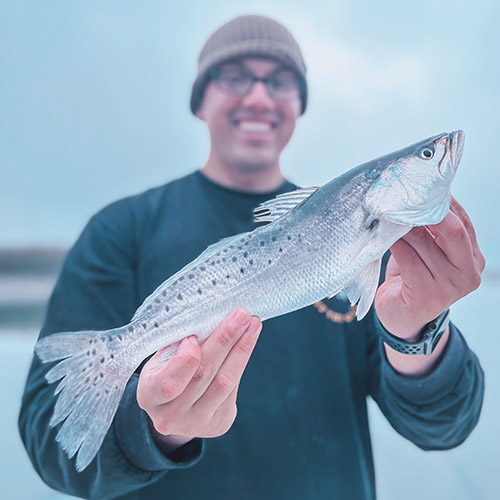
[196, 58, 302, 172]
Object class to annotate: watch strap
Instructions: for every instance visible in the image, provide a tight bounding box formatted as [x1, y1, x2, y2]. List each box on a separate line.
[374, 309, 450, 356]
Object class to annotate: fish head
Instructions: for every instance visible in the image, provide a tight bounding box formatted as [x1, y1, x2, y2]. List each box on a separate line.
[364, 130, 464, 226]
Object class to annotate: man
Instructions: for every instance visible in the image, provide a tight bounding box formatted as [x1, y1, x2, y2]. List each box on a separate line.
[19, 15, 485, 500]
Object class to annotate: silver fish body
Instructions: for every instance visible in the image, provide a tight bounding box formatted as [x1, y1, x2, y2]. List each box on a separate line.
[35, 130, 464, 471]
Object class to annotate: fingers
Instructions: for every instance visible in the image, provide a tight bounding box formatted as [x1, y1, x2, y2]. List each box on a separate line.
[389, 230, 442, 290]
[184, 310, 260, 403]
[448, 196, 485, 272]
[192, 316, 262, 416]
[387, 199, 483, 307]
[138, 308, 262, 439]
[138, 336, 202, 408]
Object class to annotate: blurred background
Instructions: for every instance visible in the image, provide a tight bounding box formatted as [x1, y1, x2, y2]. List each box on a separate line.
[1, 1, 499, 498]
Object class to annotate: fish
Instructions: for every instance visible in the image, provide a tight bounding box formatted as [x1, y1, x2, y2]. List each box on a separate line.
[35, 130, 464, 472]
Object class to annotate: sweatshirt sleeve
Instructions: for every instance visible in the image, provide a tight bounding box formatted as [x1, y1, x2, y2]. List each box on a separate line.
[18, 200, 203, 499]
[367, 313, 484, 450]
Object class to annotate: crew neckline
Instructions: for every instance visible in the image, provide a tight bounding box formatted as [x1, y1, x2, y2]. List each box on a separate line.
[195, 170, 296, 200]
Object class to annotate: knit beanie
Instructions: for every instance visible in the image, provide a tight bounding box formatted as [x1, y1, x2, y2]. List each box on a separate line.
[190, 15, 308, 115]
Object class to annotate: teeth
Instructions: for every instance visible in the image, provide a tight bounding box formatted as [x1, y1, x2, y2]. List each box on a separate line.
[238, 121, 272, 133]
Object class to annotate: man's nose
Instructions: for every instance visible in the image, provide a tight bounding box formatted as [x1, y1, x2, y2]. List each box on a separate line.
[242, 81, 274, 108]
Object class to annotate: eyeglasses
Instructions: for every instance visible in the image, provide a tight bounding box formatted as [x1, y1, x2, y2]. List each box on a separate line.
[209, 66, 303, 102]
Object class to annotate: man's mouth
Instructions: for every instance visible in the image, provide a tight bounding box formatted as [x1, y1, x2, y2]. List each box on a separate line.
[236, 120, 274, 133]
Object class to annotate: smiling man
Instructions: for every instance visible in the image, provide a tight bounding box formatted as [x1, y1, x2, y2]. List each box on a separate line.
[20, 15, 484, 500]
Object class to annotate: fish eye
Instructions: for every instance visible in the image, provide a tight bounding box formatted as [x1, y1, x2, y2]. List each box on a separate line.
[420, 148, 434, 159]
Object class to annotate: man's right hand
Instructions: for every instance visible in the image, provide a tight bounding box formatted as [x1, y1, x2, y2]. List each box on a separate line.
[136, 308, 262, 454]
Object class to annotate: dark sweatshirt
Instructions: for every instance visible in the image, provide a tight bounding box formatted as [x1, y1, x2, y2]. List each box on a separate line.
[19, 171, 484, 499]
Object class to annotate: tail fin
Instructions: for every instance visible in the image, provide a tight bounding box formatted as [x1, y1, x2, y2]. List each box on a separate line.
[35, 326, 135, 472]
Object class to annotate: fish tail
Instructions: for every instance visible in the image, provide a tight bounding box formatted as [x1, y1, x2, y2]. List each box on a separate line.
[35, 326, 136, 472]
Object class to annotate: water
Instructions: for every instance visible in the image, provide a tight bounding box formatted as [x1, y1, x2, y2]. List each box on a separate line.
[2, 281, 498, 499]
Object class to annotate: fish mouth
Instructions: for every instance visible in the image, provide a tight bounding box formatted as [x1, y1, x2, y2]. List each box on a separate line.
[448, 130, 464, 170]
[435, 129, 464, 175]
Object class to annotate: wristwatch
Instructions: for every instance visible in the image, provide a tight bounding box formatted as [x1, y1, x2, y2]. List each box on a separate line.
[374, 309, 450, 356]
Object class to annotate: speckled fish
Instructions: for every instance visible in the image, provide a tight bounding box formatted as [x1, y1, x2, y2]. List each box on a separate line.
[35, 130, 464, 471]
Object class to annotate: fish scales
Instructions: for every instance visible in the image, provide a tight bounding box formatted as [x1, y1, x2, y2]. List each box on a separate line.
[34, 130, 465, 471]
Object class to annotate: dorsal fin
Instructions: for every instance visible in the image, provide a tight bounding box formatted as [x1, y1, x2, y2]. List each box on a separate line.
[253, 187, 319, 223]
[132, 231, 251, 321]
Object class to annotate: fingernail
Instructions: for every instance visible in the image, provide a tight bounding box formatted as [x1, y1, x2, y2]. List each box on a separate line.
[188, 336, 199, 345]
[232, 308, 250, 327]
[247, 316, 261, 335]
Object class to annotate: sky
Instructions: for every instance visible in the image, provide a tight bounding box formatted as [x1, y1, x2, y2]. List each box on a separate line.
[1, 0, 499, 267]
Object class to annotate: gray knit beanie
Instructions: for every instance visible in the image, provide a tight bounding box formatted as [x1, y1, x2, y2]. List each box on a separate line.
[190, 15, 308, 115]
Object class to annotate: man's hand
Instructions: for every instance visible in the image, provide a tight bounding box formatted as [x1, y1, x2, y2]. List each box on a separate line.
[137, 308, 262, 454]
[374, 197, 485, 373]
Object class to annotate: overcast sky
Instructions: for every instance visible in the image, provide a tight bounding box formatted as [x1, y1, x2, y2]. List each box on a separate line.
[1, 0, 499, 266]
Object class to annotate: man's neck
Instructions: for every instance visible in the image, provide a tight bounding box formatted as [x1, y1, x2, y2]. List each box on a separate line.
[200, 161, 285, 193]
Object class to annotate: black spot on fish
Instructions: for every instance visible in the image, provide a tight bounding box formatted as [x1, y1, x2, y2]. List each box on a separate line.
[272, 237, 276, 242]
[240, 268, 244, 273]
[86, 350, 90, 356]
[232, 257, 237, 262]
[243, 252, 248, 258]
[100, 372, 104, 378]
[211, 261, 216, 266]
[222, 257, 226, 262]
[200, 266, 206, 271]
[238, 246, 242, 250]
[198, 288, 203, 294]
[162, 291, 167, 296]
[260, 241, 265, 246]
[147, 305, 152, 310]
[212, 279, 217, 286]
[85, 377, 90, 384]
[244, 241, 249, 246]
[105, 389, 109, 394]
[189, 274, 194, 279]
[117, 334, 123, 341]
[100, 358, 105, 364]
[92, 349, 96, 356]
[249, 259, 253, 265]
[179, 276, 184, 281]
[155, 298, 161, 303]
[165, 305, 170, 312]
[226, 274, 230, 279]
[154, 322, 159, 328]
[268, 259, 272, 265]
[177, 294, 183, 301]
[88, 362, 93, 367]
[142, 323, 147, 329]
[110, 353, 114, 359]
[279, 248, 283, 252]
[128, 326, 134, 333]
[287, 235, 292, 240]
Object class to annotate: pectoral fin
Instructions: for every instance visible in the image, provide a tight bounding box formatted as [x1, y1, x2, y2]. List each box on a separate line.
[342, 258, 382, 320]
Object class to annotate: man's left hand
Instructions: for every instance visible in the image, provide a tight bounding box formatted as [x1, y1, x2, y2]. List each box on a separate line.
[375, 196, 485, 341]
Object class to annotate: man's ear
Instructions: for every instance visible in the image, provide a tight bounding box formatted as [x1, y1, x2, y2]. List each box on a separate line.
[195, 106, 205, 121]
